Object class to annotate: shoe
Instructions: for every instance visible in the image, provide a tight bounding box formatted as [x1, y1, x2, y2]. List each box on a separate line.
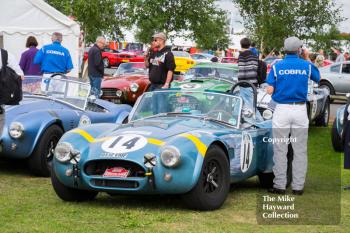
[344, 186, 350, 190]
[292, 189, 304, 195]
[268, 188, 286, 194]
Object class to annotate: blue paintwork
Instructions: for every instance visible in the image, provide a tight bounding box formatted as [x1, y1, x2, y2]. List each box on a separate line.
[335, 105, 346, 138]
[53, 91, 275, 195]
[0, 95, 132, 159]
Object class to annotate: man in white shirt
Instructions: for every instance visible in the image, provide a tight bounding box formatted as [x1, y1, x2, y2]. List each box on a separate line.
[0, 49, 24, 136]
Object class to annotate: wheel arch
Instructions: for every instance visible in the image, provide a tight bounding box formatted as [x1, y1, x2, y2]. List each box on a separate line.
[208, 140, 230, 162]
[319, 79, 335, 95]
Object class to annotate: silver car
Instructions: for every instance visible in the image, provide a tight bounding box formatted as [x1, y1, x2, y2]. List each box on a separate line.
[319, 61, 350, 95]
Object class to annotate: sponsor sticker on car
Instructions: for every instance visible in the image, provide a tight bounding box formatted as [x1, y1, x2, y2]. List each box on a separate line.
[103, 167, 130, 178]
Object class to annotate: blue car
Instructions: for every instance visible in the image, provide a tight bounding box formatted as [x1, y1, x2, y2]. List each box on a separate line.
[331, 97, 350, 152]
[0, 76, 131, 177]
[51, 82, 291, 210]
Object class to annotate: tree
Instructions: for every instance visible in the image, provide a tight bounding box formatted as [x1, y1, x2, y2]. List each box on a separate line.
[45, 0, 124, 43]
[233, 0, 344, 53]
[123, 0, 229, 49]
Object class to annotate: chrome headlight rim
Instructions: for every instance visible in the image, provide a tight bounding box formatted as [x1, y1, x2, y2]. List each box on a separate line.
[160, 145, 181, 168]
[129, 82, 139, 93]
[262, 109, 273, 120]
[54, 142, 74, 163]
[116, 90, 123, 97]
[9, 122, 24, 139]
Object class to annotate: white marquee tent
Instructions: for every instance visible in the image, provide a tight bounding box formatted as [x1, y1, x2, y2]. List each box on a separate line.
[0, 0, 80, 77]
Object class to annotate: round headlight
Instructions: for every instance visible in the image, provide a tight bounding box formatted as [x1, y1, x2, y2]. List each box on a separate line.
[263, 109, 273, 120]
[130, 83, 139, 93]
[9, 122, 24, 138]
[160, 146, 181, 167]
[116, 90, 123, 97]
[54, 142, 73, 163]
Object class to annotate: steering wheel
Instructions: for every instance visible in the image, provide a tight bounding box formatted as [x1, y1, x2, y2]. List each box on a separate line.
[207, 109, 233, 122]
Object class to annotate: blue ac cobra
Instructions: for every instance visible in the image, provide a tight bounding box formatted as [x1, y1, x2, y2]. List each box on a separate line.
[0, 76, 131, 177]
[331, 96, 350, 152]
[51, 82, 283, 210]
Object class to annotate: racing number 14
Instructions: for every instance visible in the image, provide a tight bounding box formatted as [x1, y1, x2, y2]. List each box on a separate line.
[109, 136, 140, 150]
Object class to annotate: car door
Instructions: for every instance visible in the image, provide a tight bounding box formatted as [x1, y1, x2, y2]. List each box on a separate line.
[337, 61, 350, 94]
[328, 63, 342, 93]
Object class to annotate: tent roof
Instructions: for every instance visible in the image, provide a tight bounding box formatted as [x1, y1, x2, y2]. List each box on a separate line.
[0, 0, 80, 36]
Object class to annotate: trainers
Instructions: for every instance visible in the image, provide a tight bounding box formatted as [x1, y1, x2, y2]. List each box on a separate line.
[292, 189, 304, 195]
[268, 188, 286, 194]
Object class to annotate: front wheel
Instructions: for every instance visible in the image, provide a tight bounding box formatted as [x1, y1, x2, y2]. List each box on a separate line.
[315, 99, 330, 127]
[182, 145, 230, 210]
[331, 120, 344, 152]
[28, 125, 63, 177]
[51, 169, 98, 202]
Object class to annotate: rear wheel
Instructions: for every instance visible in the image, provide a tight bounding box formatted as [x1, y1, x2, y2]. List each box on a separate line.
[315, 99, 330, 127]
[258, 145, 293, 189]
[331, 120, 344, 152]
[51, 169, 98, 202]
[182, 145, 230, 210]
[103, 58, 110, 68]
[28, 125, 63, 177]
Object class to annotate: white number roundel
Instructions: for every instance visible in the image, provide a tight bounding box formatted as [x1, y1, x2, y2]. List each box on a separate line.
[101, 134, 148, 153]
[240, 133, 253, 173]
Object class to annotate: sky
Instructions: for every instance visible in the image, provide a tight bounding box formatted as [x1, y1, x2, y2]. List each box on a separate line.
[219, 0, 350, 33]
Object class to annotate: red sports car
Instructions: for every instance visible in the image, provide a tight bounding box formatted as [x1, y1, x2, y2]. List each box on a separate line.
[101, 62, 150, 105]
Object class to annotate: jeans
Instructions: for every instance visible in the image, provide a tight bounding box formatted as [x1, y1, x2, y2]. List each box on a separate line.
[89, 76, 102, 97]
[150, 84, 166, 114]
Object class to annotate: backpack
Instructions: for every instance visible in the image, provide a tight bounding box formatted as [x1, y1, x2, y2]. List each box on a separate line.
[0, 49, 22, 105]
[257, 60, 267, 85]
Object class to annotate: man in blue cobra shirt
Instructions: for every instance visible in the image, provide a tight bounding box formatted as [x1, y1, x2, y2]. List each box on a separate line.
[265, 36, 320, 195]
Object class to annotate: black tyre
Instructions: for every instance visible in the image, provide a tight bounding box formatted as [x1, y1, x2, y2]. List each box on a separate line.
[28, 125, 63, 177]
[258, 145, 293, 189]
[286, 144, 293, 188]
[315, 99, 330, 127]
[331, 120, 344, 152]
[182, 145, 230, 210]
[258, 172, 274, 189]
[51, 169, 98, 202]
[103, 58, 110, 68]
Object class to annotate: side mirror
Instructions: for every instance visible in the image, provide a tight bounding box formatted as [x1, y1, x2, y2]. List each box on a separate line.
[88, 95, 97, 103]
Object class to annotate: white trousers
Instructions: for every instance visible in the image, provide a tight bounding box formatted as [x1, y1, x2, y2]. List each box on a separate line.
[272, 104, 309, 190]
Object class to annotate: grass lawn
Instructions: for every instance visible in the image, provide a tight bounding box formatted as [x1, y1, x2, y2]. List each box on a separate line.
[0, 127, 349, 233]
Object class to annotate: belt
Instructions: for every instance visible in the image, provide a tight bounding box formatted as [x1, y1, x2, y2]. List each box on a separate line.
[43, 72, 64, 74]
[284, 102, 306, 105]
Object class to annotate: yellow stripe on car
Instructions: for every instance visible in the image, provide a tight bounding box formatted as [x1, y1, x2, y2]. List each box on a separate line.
[179, 133, 207, 157]
[70, 129, 95, 142]
[147, 138, 165, 146]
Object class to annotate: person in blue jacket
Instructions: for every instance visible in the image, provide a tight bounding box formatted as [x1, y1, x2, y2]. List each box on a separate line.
[266, 36, 320, 195]
[34, 32, 73, 76]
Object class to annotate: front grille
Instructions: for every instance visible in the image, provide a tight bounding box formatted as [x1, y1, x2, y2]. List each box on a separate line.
[101, 88, 118, 97]
[91, 179, 139, 188]
[84, 160, 146, 177]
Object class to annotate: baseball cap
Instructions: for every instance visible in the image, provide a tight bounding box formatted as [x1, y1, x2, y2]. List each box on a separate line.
[284, 36, 303, 52]
[152, 32, 167, 41]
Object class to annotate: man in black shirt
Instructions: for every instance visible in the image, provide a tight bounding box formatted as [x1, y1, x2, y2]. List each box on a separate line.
[147, 33, 176, 114]
[148, 32, 176, 91]
[88, 36, 106, 97]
